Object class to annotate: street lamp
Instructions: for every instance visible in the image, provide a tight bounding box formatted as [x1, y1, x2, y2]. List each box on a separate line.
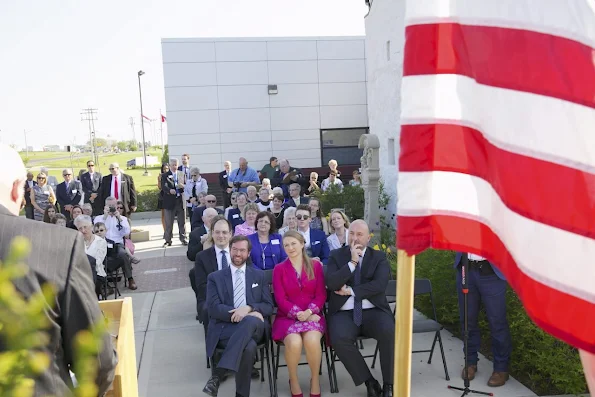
[137, 70, 150, 176]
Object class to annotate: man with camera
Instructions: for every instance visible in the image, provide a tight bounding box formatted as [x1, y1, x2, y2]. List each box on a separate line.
[94, 196, 137, 290]
[228, 157, 260, 194]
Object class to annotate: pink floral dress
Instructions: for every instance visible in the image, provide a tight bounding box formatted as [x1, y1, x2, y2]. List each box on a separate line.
[234, 222, 255, 236]
[271, 258, 327, 341]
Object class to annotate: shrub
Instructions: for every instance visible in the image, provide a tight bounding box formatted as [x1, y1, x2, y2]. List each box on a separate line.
[136, 188, 160, 212]
[312, 184, 364, 221]
[392, 249, 587, 395]
[161, 145, 169, 165]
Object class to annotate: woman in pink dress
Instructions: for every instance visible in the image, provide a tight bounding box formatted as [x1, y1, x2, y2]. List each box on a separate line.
[272, 230, 327, 397]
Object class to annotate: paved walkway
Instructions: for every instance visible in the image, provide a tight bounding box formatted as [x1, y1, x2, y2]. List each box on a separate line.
[122, 214, 538, 397]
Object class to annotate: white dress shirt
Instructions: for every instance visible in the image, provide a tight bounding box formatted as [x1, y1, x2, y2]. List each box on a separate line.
[340, 247, 375, 311]
[94, 214, 130, 244]
[468, 253, 486, 261]
[85, 236, 108, 278]
[215, 245, 231, 271]
[231, 264, 247, 307]
[110, 173, 122, 199]
[298, 227, 311, 249]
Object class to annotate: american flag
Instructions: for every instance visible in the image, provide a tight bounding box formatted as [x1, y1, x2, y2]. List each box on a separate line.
[396, 0, 595, 354]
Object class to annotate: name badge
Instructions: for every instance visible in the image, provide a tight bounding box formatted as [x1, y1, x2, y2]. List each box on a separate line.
[72, 189, 77, 194]
[107, 243, 114, 248]
[312, 240, 320, 245]
[223, 175, 228, 178]
[232, 214, 239, 219]
[43, 191, 50, 196]
[271, 239, 280, 245]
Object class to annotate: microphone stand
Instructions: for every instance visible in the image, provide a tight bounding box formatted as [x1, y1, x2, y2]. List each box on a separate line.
[448, 253, 493, 396]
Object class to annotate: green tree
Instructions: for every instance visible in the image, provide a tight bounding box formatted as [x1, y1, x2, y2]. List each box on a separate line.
[94, 138, 107, 148]
[161, 144, 169, 165]
[128, 140, 139, 151]
[116, 141, 127, 151]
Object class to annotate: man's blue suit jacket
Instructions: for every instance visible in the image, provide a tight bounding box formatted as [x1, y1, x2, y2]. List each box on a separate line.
[454, 252, 506, 280]
[309, 229, 330, 265]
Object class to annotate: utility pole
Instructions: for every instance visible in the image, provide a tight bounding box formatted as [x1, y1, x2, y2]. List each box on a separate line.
[23, 129, 29, 157]
[129, 117, 136, 143]
[159, 109, 164, 158]
[81, 108, 99, 167]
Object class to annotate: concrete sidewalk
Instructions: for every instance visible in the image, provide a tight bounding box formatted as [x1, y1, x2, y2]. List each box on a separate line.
[123, 216, 538, 397]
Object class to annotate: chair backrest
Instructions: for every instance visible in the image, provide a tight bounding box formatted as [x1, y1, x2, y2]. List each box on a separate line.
[414, 278, 432, 296]
[385, 280, 396, 297]
[263, 269, 277, 308]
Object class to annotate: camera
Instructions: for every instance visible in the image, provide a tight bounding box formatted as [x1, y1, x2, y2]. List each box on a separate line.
[109, 206, 116, 214]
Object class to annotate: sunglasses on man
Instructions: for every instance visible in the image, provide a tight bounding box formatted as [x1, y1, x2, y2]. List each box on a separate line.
[296, 214, 310, 220]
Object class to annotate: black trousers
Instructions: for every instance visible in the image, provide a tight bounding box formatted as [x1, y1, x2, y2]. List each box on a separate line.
[25, 205, 34, 219]
[164, 198, 187, 243]
[216, 316, 264, 397]
[106, 249, 133, 279]
[329, 308, 395, 386]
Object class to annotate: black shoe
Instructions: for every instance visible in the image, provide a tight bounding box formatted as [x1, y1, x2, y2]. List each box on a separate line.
[196, 315, 200, 321]
[251, 366, 260, 379]
[202, 375, 221, 397]
[365, 378, 382, 397]
[181, 240, 188, 246]
[382, 384, 393, 397]
[163, 242, 172, 247]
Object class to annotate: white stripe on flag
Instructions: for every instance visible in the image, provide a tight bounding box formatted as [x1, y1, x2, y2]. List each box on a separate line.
[401, 74, 595, 172]
[405, 0, 595, 48]
[397, 170, 595, 304]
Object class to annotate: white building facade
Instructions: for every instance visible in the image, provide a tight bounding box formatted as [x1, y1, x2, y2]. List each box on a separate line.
[162, 36, 369, 174]
[364, 0, 405, 221]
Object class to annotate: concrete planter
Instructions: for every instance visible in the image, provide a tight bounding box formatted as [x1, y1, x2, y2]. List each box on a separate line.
[130, 230, 150, 243]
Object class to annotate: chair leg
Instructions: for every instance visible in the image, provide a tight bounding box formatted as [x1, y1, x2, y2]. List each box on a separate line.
[358, 339, 364, 349]
[437, 331, 450, 381]
[323, 340, 335, 393]
[263, 346, 276, 397]
[428, 332, 439, 364]
[274, 344, 281, 380]
[206, 353, 210, 369]
[371, 341, 380, 368]
[330, 348, 339, 393]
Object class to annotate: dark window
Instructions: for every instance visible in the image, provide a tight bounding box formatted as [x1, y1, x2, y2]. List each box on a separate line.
[320, 128, 369, 166]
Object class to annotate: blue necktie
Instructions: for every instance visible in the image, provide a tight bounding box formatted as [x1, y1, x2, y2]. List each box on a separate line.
[353, 260, 363, 326]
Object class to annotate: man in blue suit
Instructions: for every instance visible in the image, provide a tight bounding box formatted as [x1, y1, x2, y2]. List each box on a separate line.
[295, 204, 330, 264]
[203, 235, 274, 397]
[454, 252, 512, 387]
[56, 168, 82, 220]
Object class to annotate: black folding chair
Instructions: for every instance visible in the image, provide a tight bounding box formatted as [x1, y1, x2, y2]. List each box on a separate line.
[370, 280, 396, 368]
[104, 239, 123, 299]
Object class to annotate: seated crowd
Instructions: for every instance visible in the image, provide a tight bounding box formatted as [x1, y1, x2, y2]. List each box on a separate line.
[184, 156, 393, 397]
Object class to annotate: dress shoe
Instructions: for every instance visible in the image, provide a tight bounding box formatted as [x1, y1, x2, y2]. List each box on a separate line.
[309, 378, 321, 397]
[131, 256, 141, 264]
[382, 384, 393, 397]
[487, 371, 509, 387]
[289, 379, 303, 397]
[181, 240, 188, 246]
[461, 364, 477, 381]
[365, 378, 383, 397]
[251, 366, 260, 379]
[163, 241, 171, 247]
[202, 375, 221, 397]
[127, 278, 138, 290]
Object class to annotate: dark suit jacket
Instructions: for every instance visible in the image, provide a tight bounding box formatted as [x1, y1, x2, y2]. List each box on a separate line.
[56, 180, 82, 215]
[99, 174, 137, 215]
[454, 252, 506, 280]
[219, 170, 231, 191]
[284, 196, 310, 208]
[206, 265, 274, 357]
[325, 245, 392, 317]
[195, 247, 219, 311]
[0, 204, 117, 396]
[187, 225, 209, 261]
[309, 228, 330, 265]
[160, 171, 185, 210]
[23, 180, 37, 206]
[81, 171, 102, 203]
[191, 206, 224, 230]
[271, 167, 306, 193]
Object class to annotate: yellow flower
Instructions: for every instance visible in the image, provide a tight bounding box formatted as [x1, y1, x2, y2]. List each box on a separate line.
[381, 244, 386, 249]
[373, 244, 380, 250]
[386, 247, 392, 253]
[370, 233, 374, 237]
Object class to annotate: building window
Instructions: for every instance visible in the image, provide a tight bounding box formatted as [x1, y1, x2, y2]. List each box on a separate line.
[320, 128, 369, 166]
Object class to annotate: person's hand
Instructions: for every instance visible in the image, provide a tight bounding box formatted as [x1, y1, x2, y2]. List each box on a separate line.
[130, 206, 136, 212]
[334, 285, 352, 296]
[90, 193, 97, 201]
[247, 311, 264, 322]
[65, 205, 73, 212]
[350, 240, 364, 263]
[115, 211, 122, 219]
[240, 182, 248, 188]
[201, 234, 208, 243]
[296, 310, 311, 322]
[104, 206, 110, 215]
[170, 189, 176, 195]
[229, 306, 252, 322]
[190, 197, 196, 203]
[307, 314, 321, 323]
[226, 187, 232, 193]
[290, 175, 298, 181]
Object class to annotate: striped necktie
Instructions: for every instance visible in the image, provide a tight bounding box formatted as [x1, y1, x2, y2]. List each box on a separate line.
[353, 258, 363, 326]
[233, 269, 245, 308]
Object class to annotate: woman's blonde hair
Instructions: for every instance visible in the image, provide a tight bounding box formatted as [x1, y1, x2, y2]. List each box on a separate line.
[283, 230, 315, 280]
[36, 172, 47, 183]
[329, 209, 350, 233]
[241, 203, 260, 221]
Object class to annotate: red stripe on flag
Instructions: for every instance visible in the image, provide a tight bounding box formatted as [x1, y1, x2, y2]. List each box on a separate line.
[404, 23, 595, 109]
[399, 123, 595, 240]
[397, 214, 595, 353]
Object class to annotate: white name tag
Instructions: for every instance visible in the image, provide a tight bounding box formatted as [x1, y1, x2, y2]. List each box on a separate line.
[271, 239, 280, 245]
[72, 189, 77, 194]
[312, 240, 320, 245]
[107, 243, 114, 248]
[232, 214, 239, 219]
[43, 191, 50, 195]
[223, 175, 228, 178]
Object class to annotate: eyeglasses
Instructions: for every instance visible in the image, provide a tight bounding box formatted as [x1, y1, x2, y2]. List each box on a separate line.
[108, 168, 116, 171]
[191, 174, 198, 177]
[257, 219, 271, 225]
[63, 173, 71, 176]
[88, 164, 95, 167]
[117, 206, 124, 210]
[95, 228, 106, 232]
[207, 200, 216, 203]
[296, 214, 310, 220]
[37, 177, 46, 180]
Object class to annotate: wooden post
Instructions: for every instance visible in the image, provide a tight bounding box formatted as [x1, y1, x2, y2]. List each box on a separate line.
[395, 249, 416, 396]
[580, 349, 595, 394]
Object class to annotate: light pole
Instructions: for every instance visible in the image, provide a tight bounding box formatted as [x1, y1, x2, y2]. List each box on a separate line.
[137, 70, 150, 176]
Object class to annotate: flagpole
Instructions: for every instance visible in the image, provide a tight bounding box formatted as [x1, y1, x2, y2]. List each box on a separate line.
[160, 109, 164, 158]
[395, 249, 415, 396]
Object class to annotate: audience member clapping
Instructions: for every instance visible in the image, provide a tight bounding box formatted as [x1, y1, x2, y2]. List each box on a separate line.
[278, 207, 298, 236]
[248, 211, 287, 270]
[326, 159, 341, 180]
[234, 203, 259, 236]
[308, 197, 329, 235]
[307, 172, 320, 195]
[327, 209, 350, 250]
[43, 204, 57, 223]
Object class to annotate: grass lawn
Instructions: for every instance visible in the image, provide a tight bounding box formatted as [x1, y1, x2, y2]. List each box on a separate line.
[20, 151, 163, 193]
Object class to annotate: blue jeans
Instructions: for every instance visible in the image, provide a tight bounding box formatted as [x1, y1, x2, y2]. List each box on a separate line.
[456, 267, 512, 372]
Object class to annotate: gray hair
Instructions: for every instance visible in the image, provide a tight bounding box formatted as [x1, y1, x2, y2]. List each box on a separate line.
[247, 185, 257, 193]
[272, 187, 283, 196]
[190, 166, 200, 175]
[73, 214, 93, 228]
[290, 183, 301, 190]
[283, 207, 297, 222]
[62, 168, 73, 175]
[169, 157, 179, 165]
[259, 187, 270, 195]
[40, 167, 49, 173]
[279, 159, 289, 166]
[82, 203, 93, 211]
[104, 196, 117, 204]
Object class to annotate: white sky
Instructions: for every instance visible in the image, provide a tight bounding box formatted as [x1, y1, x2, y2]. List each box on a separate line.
[0, 0, 367, 149]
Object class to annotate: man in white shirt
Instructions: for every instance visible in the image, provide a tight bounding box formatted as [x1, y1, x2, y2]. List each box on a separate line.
[180, 153, 192, 181]
[325, 220, 394, 397]
[94, 196, 137, 290]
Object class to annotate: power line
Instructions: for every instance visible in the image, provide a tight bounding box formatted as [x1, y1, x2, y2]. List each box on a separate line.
[81, 108, 98, 166]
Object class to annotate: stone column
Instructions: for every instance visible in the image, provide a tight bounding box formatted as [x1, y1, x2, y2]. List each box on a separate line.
[359, 134, 381, 236]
